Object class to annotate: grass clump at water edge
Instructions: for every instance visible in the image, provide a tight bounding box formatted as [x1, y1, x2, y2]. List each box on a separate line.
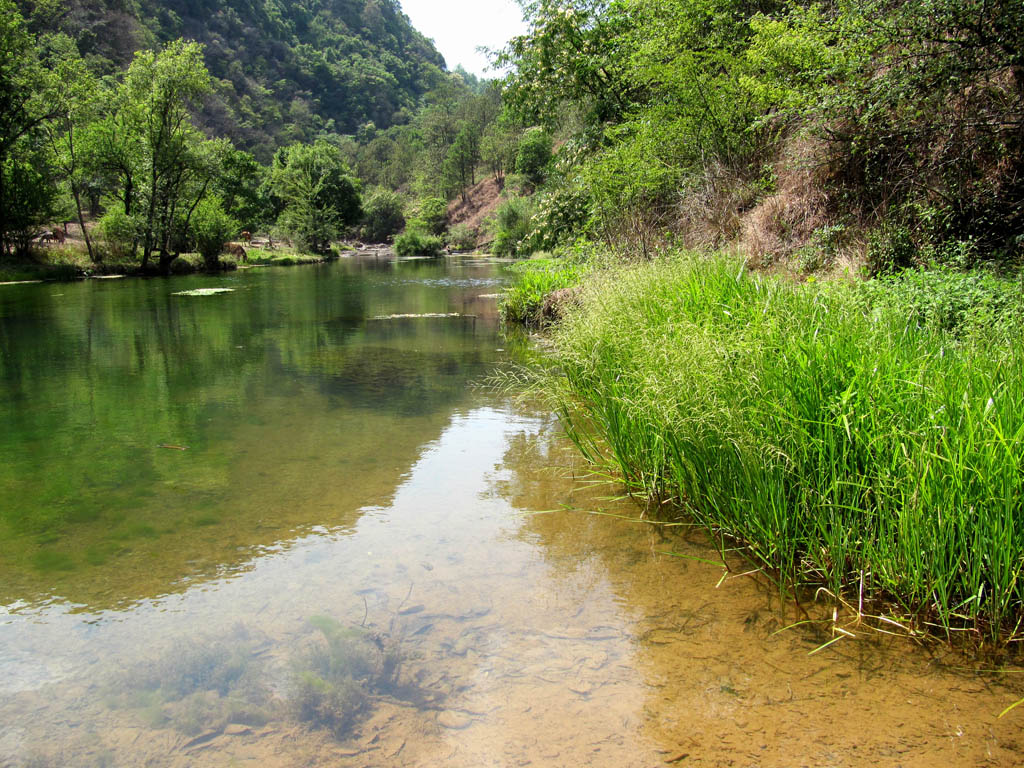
[535, 252, 1024, 647]
[500, 256, 592, 325]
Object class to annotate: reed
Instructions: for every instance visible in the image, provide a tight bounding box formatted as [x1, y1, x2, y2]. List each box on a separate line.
[542, 252, 1024, 645]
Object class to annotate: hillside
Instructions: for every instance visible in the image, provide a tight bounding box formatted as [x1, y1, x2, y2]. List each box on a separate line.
[17, 0, 448, 159]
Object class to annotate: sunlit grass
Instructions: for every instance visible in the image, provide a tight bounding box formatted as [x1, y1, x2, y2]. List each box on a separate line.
[539, 252, 1024, 645]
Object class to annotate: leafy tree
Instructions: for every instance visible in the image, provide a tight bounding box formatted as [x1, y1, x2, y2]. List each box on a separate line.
[481, 119, 521, 183]
[0, 0, 59, 256]
[40, 33, 101, 261]
[116, 40, 215, 270]
[192, 196, 239, 269]
[269, 140, 362, 253]
[514, 127, 553, 187]
[214, 146, 268, 232]
[360, 188, 405, 243]
[410, 196, 447, 236]
[498, 0, 639, 129]
[443, 123, 480, 201]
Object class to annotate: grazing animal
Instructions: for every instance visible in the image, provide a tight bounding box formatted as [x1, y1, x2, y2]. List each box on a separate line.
[38, 231, 54, 244]
[51, 228, 65, 244]
[240, 230, 251, 243]
[225, 242, 247, 262]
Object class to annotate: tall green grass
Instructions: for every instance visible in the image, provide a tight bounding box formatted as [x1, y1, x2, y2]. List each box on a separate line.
[500, 258, 591, 325]
[543, 253, 1024, 644]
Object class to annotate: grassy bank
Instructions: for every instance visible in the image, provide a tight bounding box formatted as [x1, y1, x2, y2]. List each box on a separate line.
[532, 253, 1024, 646]
[499, 257, 592, 324]
[0, 245, 342, 283]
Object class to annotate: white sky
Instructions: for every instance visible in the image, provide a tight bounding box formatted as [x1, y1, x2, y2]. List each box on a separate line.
[399, 0, 528, 79]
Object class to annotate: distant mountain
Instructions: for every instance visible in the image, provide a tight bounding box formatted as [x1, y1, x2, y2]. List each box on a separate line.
[20, 0, 448, 158]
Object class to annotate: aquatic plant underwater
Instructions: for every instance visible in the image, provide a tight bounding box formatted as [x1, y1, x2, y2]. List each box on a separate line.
[104, 616, 402, 739]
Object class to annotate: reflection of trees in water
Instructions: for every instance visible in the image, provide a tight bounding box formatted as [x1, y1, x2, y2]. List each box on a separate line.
[0, 259, 510, 610]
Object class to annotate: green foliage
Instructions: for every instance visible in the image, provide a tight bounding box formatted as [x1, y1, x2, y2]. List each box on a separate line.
[542, 252, 1024, 643]
[360, 188, 405, 243]
[491, 196, 535, 257]
[22, 0, 448, 160]
[191, 196, 238, 269]
[500, 257, 591, 324]
[0, 0, 60, 256]
[446, 222, 477, 252]
[856, 267, 1024, 335]
[269, 140, 362, 254]
[394, 226, 444, 257]
[527, 177, 593, 252]
[480, 119, 520, 182]
[411, 196, 447, 236]
[442, 122, 480, 200]
[116, 39, 217, 270]
[498, 0, 639, 127]
[215, 147, 268, 230]
[514, 128, 553, 187]
[97, 205, 136, 261]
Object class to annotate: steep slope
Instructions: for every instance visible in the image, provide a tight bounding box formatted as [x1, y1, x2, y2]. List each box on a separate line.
[19, 0, 447, 159]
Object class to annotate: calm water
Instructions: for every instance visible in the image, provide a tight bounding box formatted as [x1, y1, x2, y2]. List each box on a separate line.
[1, 256, 1022, 767]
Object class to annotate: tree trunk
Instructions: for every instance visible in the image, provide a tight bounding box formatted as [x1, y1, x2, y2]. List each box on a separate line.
[71, 184, 96, 263]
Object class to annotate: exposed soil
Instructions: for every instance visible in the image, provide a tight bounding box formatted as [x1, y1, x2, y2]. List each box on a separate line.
[447, 177, 504, 245]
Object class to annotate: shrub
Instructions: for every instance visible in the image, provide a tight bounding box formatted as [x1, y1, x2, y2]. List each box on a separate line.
[412, 197, 447, 236]
[394, 227, 444, 257]
[446, 223, 477, 252]
[191, 197, 239, 270]
[360, 189, 405, 243]
[98, 207, 137, 262]
[492, 196, 535, 257]
[515, 128, 553, 187]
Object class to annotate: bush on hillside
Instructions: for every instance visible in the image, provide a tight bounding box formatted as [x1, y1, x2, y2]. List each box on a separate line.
[446, 223, 477, 252]
[492, 197, 535, 257]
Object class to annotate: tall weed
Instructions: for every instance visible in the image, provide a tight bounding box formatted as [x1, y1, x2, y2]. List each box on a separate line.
[544, 253, 1024, 644]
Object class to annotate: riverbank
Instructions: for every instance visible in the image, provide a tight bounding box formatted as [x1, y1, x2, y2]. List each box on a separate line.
[0, 246, 353, 284]
[508, 251, 1024, 648]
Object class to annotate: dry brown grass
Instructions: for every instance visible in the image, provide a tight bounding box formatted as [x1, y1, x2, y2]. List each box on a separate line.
[740, 135, 832, 266]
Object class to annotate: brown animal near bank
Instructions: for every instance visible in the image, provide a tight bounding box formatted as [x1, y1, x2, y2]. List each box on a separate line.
[224, 242, 247, 262]
[240, 230, 251, 243]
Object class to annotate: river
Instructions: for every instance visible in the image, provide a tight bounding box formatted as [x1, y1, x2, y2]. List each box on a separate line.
[0, 255, 1021, 767]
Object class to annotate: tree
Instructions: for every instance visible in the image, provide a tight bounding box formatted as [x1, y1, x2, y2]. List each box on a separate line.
[361, 188, 405, 243]
[41, 33, 101, 261]
[442, 123, 480, 201]
[0, 0, 60, 256]
[214, 146, 269, 231]
[481, 119, 521, 183]
[515, 127, 553, 187]
[192, 196, 239, 270]
[269, 140, 362, 253]
[119, 40, 214, 271]
[498, 0, 639, 129]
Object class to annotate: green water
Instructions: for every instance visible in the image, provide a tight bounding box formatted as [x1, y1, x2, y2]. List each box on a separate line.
[0, 256, 514, 609]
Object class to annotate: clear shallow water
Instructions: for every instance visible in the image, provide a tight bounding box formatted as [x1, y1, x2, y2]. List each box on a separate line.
[1, 256, 1022, 767]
